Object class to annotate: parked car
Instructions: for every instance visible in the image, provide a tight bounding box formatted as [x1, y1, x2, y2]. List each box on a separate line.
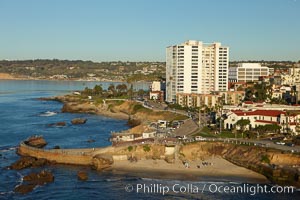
[285, 143, 295, 147]
[275, 141, 285, 145]
[195, 136, 206, 141]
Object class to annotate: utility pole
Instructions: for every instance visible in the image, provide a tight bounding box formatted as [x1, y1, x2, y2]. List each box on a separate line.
[198, 106, 201, 127]
[219, 95, 224, 134]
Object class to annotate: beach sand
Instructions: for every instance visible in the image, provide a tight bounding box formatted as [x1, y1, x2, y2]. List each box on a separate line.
[111, 156, 269, 183]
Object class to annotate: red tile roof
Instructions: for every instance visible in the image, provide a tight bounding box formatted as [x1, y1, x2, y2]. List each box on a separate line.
[244, 101, 254, 104]
[232, 110, 285, 117]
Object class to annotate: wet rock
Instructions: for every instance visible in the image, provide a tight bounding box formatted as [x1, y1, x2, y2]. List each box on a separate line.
[77, 171, 89, 181]
[31, 158, 50, 167]
[25, 136, 47, 148]
[87, 139, 95, 143]
[53, 145, 61, 149]
[23, 170, 54, 185]
[14, 170, 54, 194]
[9, 156, 37, 170]
[48, 122, 66, 127]
[92, 154, 113, 170]
[71, 118, 87, 125]
[9, 156, 51, 170]
[14, 184, 36, 194]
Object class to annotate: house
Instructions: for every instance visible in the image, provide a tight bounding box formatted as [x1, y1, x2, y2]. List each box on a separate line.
[224, 109, 300, 135]
[142, 131, 156, 139]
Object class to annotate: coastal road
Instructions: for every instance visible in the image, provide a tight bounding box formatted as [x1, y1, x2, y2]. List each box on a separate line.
[205, 137, 300, 152]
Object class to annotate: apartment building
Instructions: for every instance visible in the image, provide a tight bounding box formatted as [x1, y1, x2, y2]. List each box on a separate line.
[166, 40, 229, 103]
[176, 93, 221, 108]
[229, 63, 269, 82]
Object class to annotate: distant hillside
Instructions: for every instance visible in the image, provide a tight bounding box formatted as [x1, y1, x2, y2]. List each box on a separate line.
[0, 59, 166, 82]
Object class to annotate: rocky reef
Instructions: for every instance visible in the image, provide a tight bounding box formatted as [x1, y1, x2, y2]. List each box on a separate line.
[14, 170, 54, 194]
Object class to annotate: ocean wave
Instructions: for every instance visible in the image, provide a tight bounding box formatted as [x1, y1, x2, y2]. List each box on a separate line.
[0, 191, 14, 196]
[17, 172, 24, 184]
[0, 146, 16, 153]
[39, 111, 57, 117]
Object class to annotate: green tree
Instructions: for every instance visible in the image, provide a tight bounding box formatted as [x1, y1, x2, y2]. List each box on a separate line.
[108, 84, 116, 97]
[264, 124, 281, 134]
[255, 125, 266, 138]
[93, 85, 103, 96]
[236, 119, 250, 138]
[116, 83, 127, 94]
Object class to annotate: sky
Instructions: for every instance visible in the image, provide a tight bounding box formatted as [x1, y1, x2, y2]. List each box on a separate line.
[0, 0, 299, 62]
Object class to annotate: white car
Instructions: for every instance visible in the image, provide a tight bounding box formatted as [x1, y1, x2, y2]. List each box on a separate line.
[195, 136, 206, 141]
[276, 141, 285, 145]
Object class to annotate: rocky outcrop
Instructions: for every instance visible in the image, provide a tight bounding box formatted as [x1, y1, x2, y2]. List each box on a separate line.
[24, 136, 47, 148]
[14, 184, 36, 194]
[14, 170, 54, 194]
[9, 156, 51, 170]
[77, 171, 89, 181]
[62, 102, 98, 114]
[92, 154, 114, 170]
[71, 118, 87, 125]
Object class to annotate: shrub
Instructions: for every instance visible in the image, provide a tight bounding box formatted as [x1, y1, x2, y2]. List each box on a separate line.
[128, 146, 133, 152]
[143, 145, 151, 152]
[261, 154, 270, 164]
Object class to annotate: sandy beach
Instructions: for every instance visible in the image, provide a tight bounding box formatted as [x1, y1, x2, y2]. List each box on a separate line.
[111, 156, 269, 183]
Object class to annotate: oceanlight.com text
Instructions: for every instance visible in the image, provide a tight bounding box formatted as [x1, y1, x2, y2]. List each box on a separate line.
[124, 183, 295, 196]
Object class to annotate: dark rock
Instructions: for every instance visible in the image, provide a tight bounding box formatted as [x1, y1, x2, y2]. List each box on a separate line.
[48, 122, 66, 127]
[14, 170, 54, 194]
[77, 171, 88, 181]
[23, 170, 54, 185]
[53, 145, 60, 149]
[14, 184, 36, 194]
[71, 118, 87, 125]
[31, 158, 50, 167]
[87, 139, 95, 143]
[9, 156, 51, 170]
[9, 156, 37, 170]
[25, 136, 47, 148]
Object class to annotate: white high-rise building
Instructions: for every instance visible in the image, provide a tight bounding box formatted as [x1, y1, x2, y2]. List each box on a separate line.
[166, 40, 229, 103]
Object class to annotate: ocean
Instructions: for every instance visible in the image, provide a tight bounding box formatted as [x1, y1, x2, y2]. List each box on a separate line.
[0, 80, 299, 200]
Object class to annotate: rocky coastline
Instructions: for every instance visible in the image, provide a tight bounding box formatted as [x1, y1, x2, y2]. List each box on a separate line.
[9, 94, 300, 194]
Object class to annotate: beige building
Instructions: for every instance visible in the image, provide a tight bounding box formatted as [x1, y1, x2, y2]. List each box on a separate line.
[220, 91, 245, 105]
[176, 93, 221, 108]
[166, 40, 229, 102]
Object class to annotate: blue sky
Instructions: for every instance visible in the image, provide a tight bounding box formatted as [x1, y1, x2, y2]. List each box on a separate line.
[0, 0, 299, 61]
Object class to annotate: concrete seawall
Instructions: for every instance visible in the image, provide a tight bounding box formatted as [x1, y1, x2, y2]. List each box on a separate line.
[18, 142, 113, 166]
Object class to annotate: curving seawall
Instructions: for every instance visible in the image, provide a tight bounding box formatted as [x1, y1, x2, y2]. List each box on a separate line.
[18, 142, 97, 166]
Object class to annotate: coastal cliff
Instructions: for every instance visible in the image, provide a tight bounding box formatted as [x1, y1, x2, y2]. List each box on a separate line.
[17, 139, 300, 187]
[180, 142, 300, 187]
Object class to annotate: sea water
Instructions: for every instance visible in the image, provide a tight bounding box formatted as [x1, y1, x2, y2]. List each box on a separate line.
[0, 80, 299, 200]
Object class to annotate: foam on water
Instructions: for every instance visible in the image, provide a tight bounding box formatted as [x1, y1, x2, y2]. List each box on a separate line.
[39, 111, 57, 117]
